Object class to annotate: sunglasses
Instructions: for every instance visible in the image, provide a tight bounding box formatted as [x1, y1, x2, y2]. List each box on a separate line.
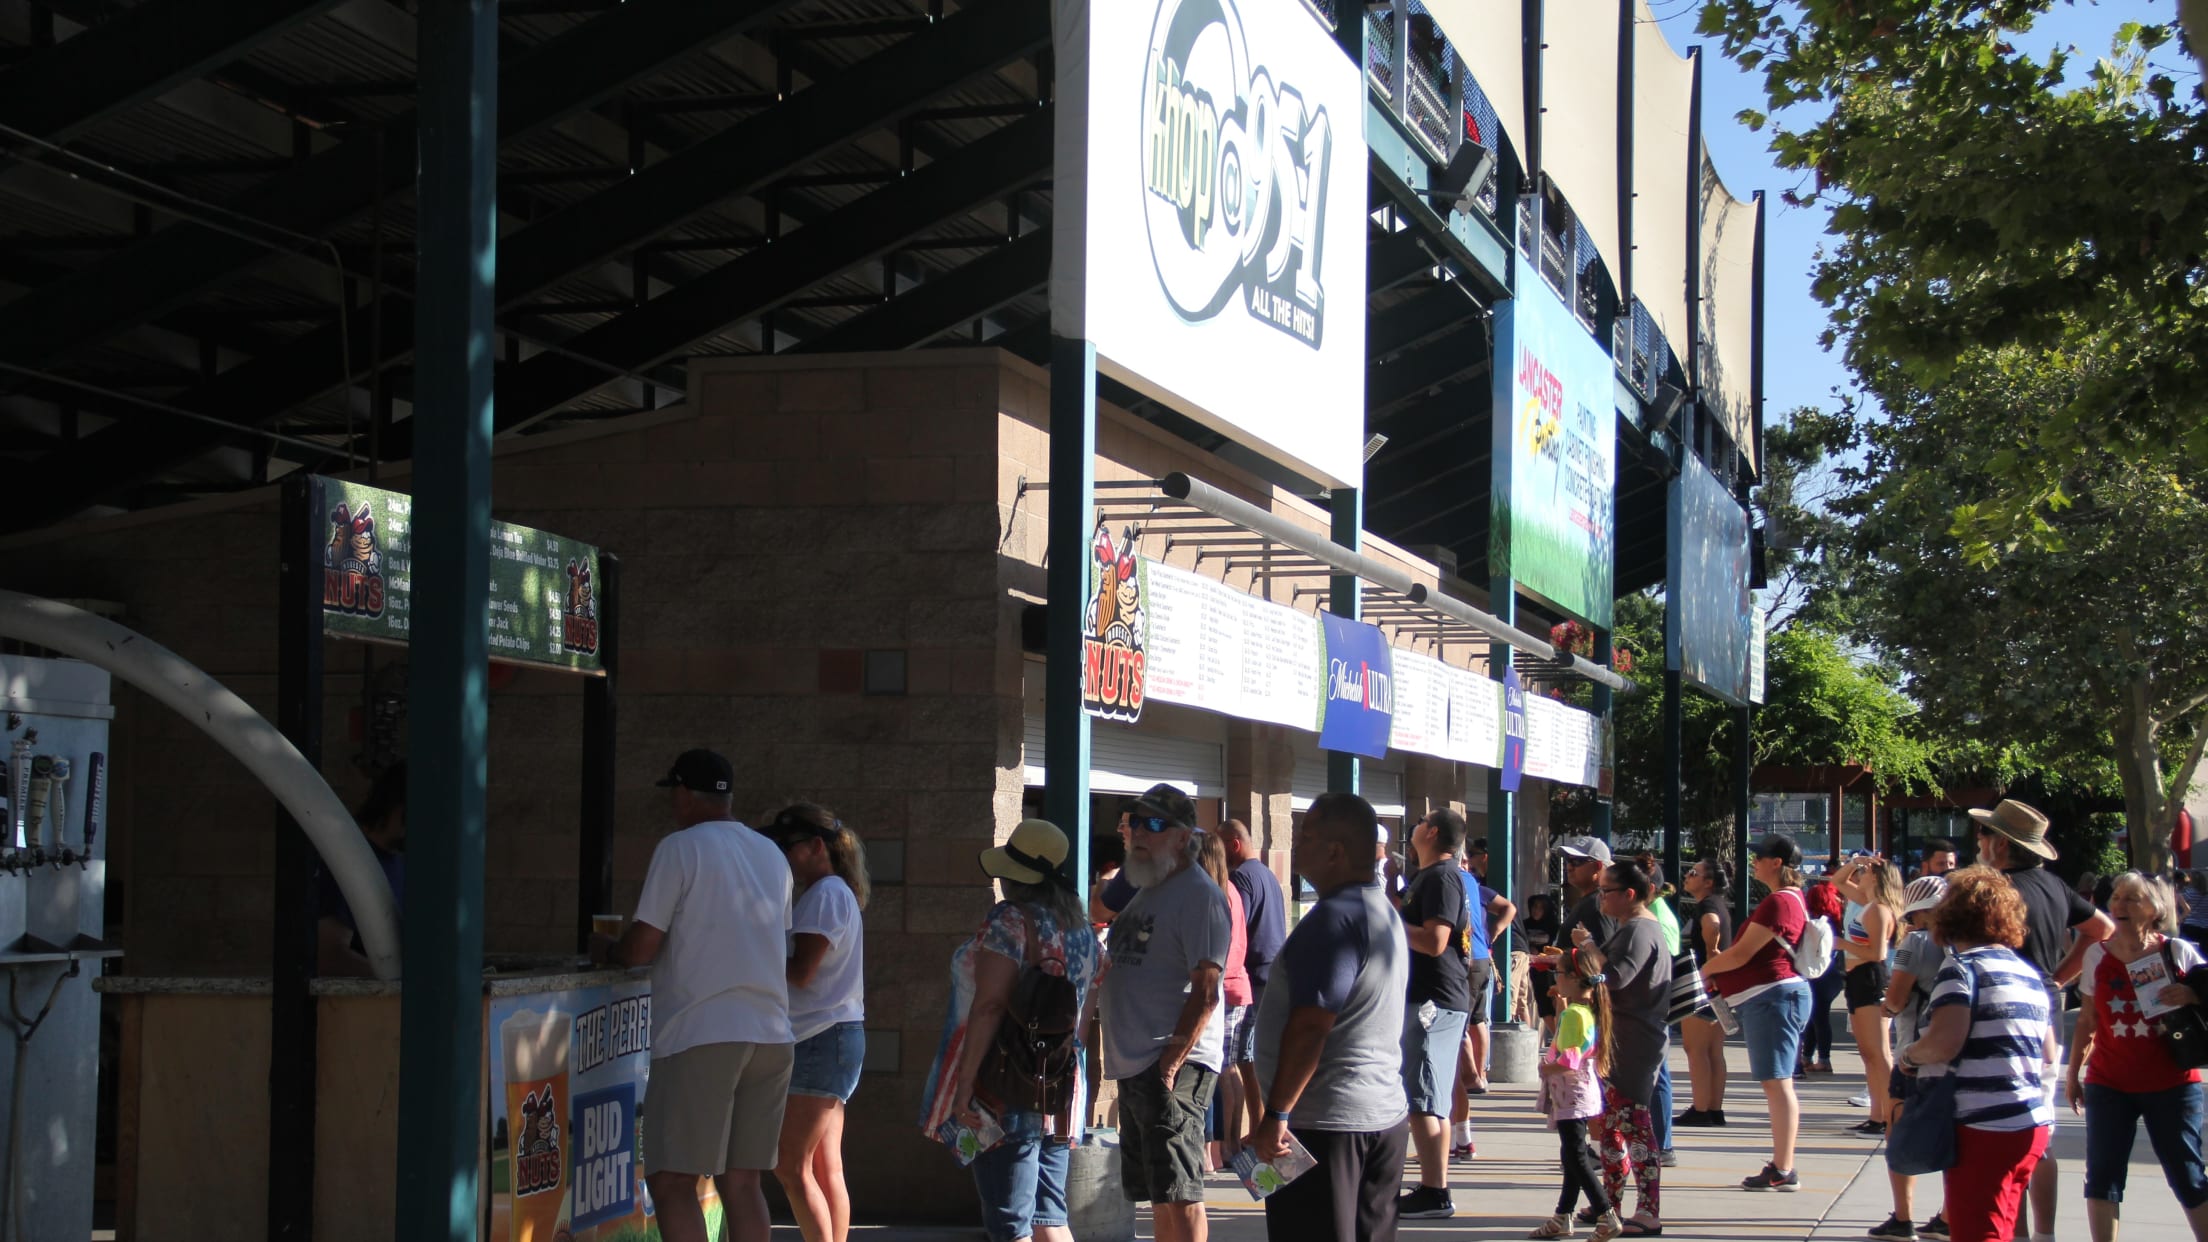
[1599, 886, 1628, 895]
[1128, 815, 1177, 834]
[1976, 826, 1995, 838]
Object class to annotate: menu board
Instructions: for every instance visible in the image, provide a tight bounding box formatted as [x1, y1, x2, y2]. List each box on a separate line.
[1142, 559, 1325, 731]
[1524, 694, 1602, 787]
[1389, 650, 1506, 770]
[316, 476, 605, 674]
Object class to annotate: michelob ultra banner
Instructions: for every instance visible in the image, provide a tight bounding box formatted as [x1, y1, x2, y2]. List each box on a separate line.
[488, 982, 717, 1241]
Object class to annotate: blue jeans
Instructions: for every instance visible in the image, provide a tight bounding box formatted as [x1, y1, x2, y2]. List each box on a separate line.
[2083, 1081, 2208, 1209]
[1651, 1059, 1674, 1152]
[1735, 980, 1813, 1082]
[970, 1112, 1071, 1242]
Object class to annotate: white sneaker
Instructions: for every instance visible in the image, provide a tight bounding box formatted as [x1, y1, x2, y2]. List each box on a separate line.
[1847, 1093, 1871, 1108]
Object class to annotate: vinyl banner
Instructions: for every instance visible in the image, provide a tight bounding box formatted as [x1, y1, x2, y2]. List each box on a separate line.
[1500, 666, 1528, 792]
[1082, 519, 1148, 723]
[1491, 276, 1618, 626]
[1051, 0, 1368, 487]
[1318, 614, 1393, 759]
[487, 982, 719, 1242]
[1669, 452, 1754, 705]
[1524, 694, 1601, 787]
[1388, 649, 1506, 769]
[1748, 608, 1767, 705]
[1141, 558, 1323, 731]
[316, 476, 604, 673]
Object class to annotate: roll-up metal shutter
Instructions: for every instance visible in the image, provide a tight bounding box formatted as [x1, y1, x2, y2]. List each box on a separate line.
[1020, 712, 1225, 798]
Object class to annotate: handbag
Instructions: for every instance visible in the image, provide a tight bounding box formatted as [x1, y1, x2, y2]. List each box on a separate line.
[2155, 940, 2208, 1071]
[1887, 959, 1978, 1177]
[1665, 949, 1709, 1025]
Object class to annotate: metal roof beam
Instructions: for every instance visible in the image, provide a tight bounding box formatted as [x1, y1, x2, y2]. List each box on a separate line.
[448, 107, 1054, 444]
[2, 0, 1044, 524]
[792, 229, 1049, 354]
[1366, 283, 1483, 360]
[1366, 321, 1488, 415]
[0, 0, 803, 373]
[0, 0, 344, 144]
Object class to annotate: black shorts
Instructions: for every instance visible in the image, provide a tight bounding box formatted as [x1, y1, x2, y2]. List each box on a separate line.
[1845, 960, 1891, 1011]
[1465, 958, 1495, 1026]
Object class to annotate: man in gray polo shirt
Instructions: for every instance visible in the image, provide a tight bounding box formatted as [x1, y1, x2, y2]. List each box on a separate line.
[1250, 792, 1411, 1242]
[1101, 784, 1232, 1242]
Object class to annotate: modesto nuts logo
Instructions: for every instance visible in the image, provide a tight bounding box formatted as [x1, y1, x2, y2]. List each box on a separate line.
[1143, 0, 1334, 347]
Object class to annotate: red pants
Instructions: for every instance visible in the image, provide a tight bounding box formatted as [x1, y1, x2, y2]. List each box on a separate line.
[1942, 1124, 2050, 1242]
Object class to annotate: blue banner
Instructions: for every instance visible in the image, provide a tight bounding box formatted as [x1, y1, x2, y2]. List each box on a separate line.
[1318, 614, 1394, 760]
[1500, 665, 1527, 792]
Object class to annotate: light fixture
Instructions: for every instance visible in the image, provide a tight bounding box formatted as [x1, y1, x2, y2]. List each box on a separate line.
[1642, 381, 1687, 439]
[1426, 141, 1496, 217]
[1363, 432, 1390, 462]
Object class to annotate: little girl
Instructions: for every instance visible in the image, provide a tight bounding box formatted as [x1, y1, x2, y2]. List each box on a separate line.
[1532, 953, 1622, 1241]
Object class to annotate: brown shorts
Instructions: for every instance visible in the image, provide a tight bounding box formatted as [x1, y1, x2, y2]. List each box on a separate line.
[643, 1041, 794, 1176]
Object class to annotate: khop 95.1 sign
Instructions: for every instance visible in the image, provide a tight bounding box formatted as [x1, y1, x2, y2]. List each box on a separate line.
[1051, 0, 1368, 488]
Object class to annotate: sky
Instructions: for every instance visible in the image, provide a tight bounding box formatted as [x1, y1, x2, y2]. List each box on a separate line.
[1649, 0, 2184, 427]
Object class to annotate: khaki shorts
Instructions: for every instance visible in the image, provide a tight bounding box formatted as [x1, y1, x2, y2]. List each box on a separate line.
[644, 1041, 794, 1176]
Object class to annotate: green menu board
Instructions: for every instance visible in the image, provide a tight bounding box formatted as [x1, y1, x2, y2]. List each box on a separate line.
[316, 476, 604, 674]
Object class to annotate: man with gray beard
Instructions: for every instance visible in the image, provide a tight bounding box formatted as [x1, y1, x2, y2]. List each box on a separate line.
[1102, 782, 1233, 1242]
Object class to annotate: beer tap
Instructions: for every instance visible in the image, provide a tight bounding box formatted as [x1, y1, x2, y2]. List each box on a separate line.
[46, 758, 73, 869]
[6, 734, 29, 852]
[75, 753, 102, 870]
[25, 756, 51, 868]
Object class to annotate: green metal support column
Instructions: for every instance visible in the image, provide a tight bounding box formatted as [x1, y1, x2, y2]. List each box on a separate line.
[1486, 585, 1516, 976]
[396, 2, 496, 1238]
[1591, 628, 1614, 841]
[1327, 488, 1361, 796]
[1044, 338, 1096, 894]
[1735, 704, 1753, 924]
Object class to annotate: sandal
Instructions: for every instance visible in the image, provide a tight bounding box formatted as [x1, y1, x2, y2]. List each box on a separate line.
[1528, 1216, 1575, 1239]
[1620, 1215, 1664, 1237]
[1590, 1211, 1625, 1242]
[1576, 1206, 1605, 1225]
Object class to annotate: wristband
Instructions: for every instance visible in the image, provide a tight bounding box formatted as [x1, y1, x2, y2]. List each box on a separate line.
[1263, 1107, 1292, 1123]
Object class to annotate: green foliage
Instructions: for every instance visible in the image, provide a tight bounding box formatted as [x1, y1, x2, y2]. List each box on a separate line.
[1700, 0, 2208, 551]
[1836, 345, 2208, 867]
[1755, 625, 1940, 790]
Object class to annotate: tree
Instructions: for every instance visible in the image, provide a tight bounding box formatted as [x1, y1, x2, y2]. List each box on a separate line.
[1840, 346, 2208, 871]
[1701, 0, 2208, 553]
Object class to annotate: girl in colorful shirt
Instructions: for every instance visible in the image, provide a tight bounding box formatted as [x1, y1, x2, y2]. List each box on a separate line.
[1531, 951, 1622, 1241]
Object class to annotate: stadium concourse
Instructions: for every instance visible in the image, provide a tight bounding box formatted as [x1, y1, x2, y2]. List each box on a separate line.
[778, 1033, 2189, 1241]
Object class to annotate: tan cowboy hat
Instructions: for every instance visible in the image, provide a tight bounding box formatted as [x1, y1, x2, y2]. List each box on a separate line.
[980, 818, 1072, 888]
[1969, 799, 2058, 861]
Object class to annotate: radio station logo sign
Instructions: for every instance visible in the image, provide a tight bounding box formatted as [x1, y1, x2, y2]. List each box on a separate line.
[1500, 665, 1528, 793]
[323, 499, 386, 617]
[1318, 614, 1392, 759]
[1143, 0, 1336, 348]
[1083, 521, 1147, 723]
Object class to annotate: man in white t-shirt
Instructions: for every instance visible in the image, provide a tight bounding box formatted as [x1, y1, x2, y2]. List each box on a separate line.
[601, 750, 794, 1242]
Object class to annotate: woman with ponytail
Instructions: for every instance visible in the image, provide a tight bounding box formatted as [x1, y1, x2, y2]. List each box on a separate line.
[769, 804, 871, 1242]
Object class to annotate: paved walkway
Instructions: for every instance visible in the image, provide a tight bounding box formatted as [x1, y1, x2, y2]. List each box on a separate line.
[807, 1017, 2192, 1240]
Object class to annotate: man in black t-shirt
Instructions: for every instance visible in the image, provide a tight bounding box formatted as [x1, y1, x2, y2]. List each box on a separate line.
[1970, 799, 2114, 1242]
[1395, 809, 1472, 1220]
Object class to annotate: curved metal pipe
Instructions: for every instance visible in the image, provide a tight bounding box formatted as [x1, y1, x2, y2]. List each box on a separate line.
[0, 591, 401, 979]
[1157, 471, 1635, 694]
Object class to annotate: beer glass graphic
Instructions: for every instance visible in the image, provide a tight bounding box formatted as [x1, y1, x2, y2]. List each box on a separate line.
[501, 1007, 572, 1242]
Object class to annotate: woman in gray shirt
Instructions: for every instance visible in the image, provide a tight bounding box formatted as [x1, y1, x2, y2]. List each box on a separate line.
[1573, 860, 1673, 1237]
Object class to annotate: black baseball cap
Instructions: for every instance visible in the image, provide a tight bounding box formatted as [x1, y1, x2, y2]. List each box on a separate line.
[1128, 782, 1198, 830]
[655, 749, 733, 794]
[1753, 833, 1803, 867]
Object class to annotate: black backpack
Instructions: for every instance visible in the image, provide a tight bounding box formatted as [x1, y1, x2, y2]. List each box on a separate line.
[975, 907, 1082, 1115]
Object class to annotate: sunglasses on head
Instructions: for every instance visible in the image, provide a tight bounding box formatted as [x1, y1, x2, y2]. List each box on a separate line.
[1129, 815, 1177, 834]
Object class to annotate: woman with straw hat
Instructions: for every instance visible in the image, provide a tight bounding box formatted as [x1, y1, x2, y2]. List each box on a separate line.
[920, 820, 1104, 1242]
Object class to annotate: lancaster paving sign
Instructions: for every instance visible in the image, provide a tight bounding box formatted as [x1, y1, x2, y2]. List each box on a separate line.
[314, 476, 605, 674]
[1052, 0, 1368, 488]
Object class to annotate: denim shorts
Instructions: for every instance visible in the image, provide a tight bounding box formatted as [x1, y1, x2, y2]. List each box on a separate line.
[1734, 980, 1812, 1082]
[969, 1112, 1071, 1242]
[2083, 1081, 2208, 1208]
[1401, 1003, 1470, 1115]
[788, 1022, 865, 1102]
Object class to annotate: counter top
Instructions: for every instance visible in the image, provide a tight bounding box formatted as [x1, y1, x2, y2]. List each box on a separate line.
[96, 964, 645, 997]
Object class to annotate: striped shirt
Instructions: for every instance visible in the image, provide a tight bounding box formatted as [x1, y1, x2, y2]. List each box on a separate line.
[1924, 944, 2054, 1132]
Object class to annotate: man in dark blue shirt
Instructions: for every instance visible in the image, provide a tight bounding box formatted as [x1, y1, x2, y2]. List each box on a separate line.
[1221, 817, 1287, 1137]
